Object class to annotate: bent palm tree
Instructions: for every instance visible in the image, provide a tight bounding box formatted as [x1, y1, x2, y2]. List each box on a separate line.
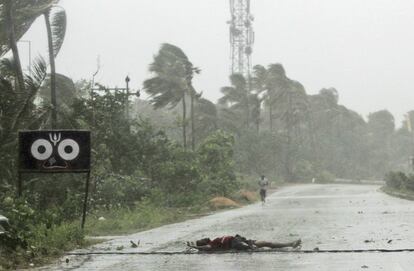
[144, 43, 199, 149]
[219, 73, 250, 129]
[43, 6, 66, 128]
[0, 0, 57, 56]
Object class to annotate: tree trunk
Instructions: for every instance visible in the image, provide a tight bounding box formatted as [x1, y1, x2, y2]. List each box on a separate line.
[44, 10, 57, 129]
[4, 0, 25, 94]
[182, 96, 187, 149]
[269, 105, 273, 131]
[5, 0, 30, 132]
[245, 99, 250, 129]
[285, 92, 293, 182]
[190, 91, 195, 150]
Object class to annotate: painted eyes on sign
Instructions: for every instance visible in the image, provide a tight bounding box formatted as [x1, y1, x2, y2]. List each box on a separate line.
[30, 138, 80, 161]
[30, 139, 53, 160]
[58, 139, 80, 161]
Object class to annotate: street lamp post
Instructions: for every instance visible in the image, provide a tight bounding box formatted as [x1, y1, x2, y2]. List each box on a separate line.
[90, 76, 140, 123]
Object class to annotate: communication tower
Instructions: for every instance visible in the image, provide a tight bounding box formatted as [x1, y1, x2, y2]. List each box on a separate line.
[228, 0, 254, 79]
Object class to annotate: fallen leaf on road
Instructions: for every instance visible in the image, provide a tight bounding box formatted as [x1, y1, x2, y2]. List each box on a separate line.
[361, 265, 369, 268]
[387, 240, 392, 244]
[364, 239, 374, 243]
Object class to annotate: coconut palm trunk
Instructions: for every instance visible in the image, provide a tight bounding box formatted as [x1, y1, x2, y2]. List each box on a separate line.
[190, 91, 195, 150]
[182, 96, 187, 149]
[4, 0, 25, 93]
[269, 105, 273, 131]
[44, 10, 57, 129]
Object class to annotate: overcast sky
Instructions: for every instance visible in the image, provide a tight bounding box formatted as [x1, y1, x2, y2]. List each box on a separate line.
[21, 0, 414, 125]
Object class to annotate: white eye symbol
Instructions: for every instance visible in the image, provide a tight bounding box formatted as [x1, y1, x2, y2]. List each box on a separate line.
[31, 139, 53, 160]
[58, 139, 80, 160]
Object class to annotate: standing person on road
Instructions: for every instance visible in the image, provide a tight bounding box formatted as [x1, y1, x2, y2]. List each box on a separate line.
[259, 175, 269, 203]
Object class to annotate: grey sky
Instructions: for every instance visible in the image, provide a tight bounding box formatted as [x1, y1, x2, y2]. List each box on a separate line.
[22, 0, 414, 125]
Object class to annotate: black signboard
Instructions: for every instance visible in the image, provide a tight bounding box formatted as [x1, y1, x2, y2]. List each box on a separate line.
[19, 130, 90, 173]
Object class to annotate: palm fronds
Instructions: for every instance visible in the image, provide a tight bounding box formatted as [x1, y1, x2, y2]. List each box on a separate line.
[50, 7, 66, 57]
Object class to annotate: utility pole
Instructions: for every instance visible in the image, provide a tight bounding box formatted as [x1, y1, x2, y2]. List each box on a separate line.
[125, 76, 130, 119]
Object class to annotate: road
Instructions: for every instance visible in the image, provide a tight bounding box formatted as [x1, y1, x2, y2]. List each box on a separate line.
[37, 184, 414, 271]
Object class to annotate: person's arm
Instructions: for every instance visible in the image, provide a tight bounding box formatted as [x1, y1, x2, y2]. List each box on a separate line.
[187, 242, 214, 251]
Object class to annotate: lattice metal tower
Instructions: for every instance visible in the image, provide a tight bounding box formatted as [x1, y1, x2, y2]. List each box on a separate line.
[228, 0, 254, 78]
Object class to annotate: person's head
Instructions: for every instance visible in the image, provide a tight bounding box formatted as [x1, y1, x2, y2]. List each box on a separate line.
[196, 238, 211, 246]
[234, 234, 247, 242]
[261, 175, 265, 180]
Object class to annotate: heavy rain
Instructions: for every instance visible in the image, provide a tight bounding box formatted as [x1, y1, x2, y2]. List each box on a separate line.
[1, 0, 414, 270]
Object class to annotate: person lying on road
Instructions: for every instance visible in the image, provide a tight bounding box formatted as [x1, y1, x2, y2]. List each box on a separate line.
[187, 234, 301, 251]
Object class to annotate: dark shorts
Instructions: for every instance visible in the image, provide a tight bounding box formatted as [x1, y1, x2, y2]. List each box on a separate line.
[260, 189, 267, 198]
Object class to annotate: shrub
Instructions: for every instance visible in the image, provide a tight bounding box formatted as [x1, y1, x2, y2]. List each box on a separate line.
[385, 171, 408, 190]
[198, 130, 238, 196]
[315, 170, 335, 183]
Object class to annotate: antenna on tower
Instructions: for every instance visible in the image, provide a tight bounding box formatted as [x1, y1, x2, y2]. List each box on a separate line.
[228, 0, 254, 79]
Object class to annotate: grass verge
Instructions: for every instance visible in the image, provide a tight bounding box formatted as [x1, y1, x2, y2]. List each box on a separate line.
[84, 202, 212, 236]
[381, 186, 414, 201]
[0, 223, 99, 270]
[0, 190, 259, 270]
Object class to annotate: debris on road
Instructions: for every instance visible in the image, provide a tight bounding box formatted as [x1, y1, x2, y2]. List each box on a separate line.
[130, 240, 140, 248]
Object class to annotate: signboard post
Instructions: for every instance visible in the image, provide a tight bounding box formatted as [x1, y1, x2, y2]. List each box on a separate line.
[18, 130, 91, 228]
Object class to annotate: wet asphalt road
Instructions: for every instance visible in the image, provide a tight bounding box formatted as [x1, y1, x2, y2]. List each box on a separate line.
[37, 184, 414, 271]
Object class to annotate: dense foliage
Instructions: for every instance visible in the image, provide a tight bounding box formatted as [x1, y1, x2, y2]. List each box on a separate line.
[1, 2, 414, 268]
[385, 171, 414, 191]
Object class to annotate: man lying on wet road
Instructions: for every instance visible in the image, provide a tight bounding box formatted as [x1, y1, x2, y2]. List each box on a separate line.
[187, 234, 301, 251]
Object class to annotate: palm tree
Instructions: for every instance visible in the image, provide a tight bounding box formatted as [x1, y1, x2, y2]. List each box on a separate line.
[248, 92, 261, 132]
[0, 0, 57, 57]
[276, 79, 309, 182]
[194, 97, 218, 143]
[1, 0, 63, 130]
[3, 0, 25, 93]
[219, 73, 250, 129]
[43, 6, 66, 128]
[265, 64, 288, 131]
[188, 68, 201, 150]
[144, 43, 199, 149]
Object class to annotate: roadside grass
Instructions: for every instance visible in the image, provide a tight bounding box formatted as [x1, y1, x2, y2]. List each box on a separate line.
[0, 189, 259, 270]
[381, 186, 414, 201]
[84, 202, 211, 236]
[84, 189, 260, 236]
[0, 223, 99, 270]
